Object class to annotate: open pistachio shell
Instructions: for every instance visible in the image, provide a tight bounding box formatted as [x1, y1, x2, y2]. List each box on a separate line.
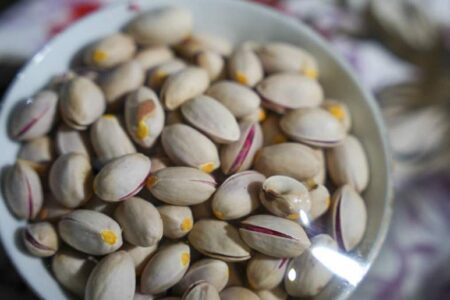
[135, 46, 174, 70]
[122, 243, 158, 276]
[246, 253, 288, 290]
[175, 33, 232, 58]
[309, 184, 331, 221]
[220, 287, 260, 300]
[147, 59, 186, 90]
[23, 222, 59, 257]
[261, 114, 287, 146]
[228, 47, 263, 87]
[157, 205, 193, 239]
[256, 286, 288, 300]
[322, 99, 352, 132]
[55, 124, 92, 156]
[182, 281, 220, 300]
[195, 50, 225, 81]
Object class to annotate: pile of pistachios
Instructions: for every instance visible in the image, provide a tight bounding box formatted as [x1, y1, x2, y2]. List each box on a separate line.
[3, 6, 370, 300]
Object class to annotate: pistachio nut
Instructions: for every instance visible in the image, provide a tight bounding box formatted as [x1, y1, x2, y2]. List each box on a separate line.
[18, 136, 54, 174]
[239, 214, 311, 258]
[147, 59, 186, 90]
[309, 184, 331, 221]
[181, 95, 240, 144]
[38, 193, 72, 221]
[220, 121, 263, 174]
[188, 219, 251, 262]
[330, 185, 367, 251]
[59, 209, 123, 255]
[85, 251, 135, 300]
[157, 205, 193, 239]
[161, 67, 210, 110]
[125, 87, 165, 148]
[256, 73, 323, 113]
[175, 33, 232, 58]
[228, 47, 263, 87]
[147, 167, 216, 206]
[94, 153, 151, 202]
[3, 160, 43, 219]
[212, 171, 264, 220]
[127, 7, 193, 46]
[122, 243, 158, 276]
[55, 124, 92, 156]
[49, 153, 93, 208]
[261, 114, 287, 146]
[280, 107, 346, 147]
[254, 143, 320, 181]
[220, 287, 260, 300]
[83, 195, 117, 216]
[191, 201, 213, 220]
[322, 99, 352, 132]
[256, 286, 288, 300]
[52, 248, 96, 297]
[246, 253, 289, 290]
[135, 46, 174, 70]
[284, 234, 337, 297]
[9, 90, 58, 141]
[182, 281, 220, 300]
[84, 33, 136, 69]
[23, 222, 59, 257]
[194, 50, 225, 81]
[161, 124, 220, 173]
[326, 135, 370, 192]
[140, 242, 191, 295]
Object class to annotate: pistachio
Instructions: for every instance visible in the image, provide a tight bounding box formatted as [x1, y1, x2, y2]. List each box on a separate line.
[239, 214, 311, 258]
[84, 33, 136, 69]
[161, 124, 220, 173]
[85, 251, 135, 300]
[228, 47, 263, 87]
[83, 195, 118, 216]
[188, 219, 251, 262]
[3, 160, 43, 219]
[240, 107, 267, 123]
[140, 243, 191, 295]
[310, 149, 326, 186]
[254, 143, 320, 181]
[326, 135, 370, 192]
[194, 50, 225, 81]
[256, 286, 288, 300]
[280, 107, 346, 147]
[322, 99, 352, 132]
[220, 287, 260, 300]
[246, 253, 288, 290]
[147, 59, 186, 90]
[182, 281, 220, 300]
[161, 67, 210, 110]
[181, 95, 240, 143]
[261, 114, 287, 146]
[59, 209, 123, 255]
[122, 243, 158, 276]
[309, 184, 331, 221]
[175, 33, 232, 58]
[125, 87, 165, 148]
[38, 194, 72, 221]
[135, 46, 174, 70]
[158, 205, 193, 239]
[23, 222, 58, 257]
[18, 136, 54, 174]
[284, 234, 337, 297]
[127, 7, 193, 46]
[55, 124, 92, 156]
[212, 171, 264, 220]
[94, 153, 151, 202]
[147, 167, 216, 206]
[9, 90, 58, 141]
[49, 153, 93, 208]
[256, 73, 323, 113]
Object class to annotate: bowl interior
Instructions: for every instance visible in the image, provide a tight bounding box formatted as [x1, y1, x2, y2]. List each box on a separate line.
[0, 0, 392, 299]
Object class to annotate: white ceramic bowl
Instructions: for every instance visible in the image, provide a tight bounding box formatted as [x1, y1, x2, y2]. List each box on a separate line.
[0, 0, 392, 299]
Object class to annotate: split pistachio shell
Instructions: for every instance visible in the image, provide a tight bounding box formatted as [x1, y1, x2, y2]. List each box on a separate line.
[181, 95, 240, 144]
[280, 107, 346, 147]
[9, 90, 58, 141]
[239, 214, 311, 258]
[188, 219, 251, 262]
[254, 143, 320, 181]
[94, 153, 151, 202]
[55, 124, 92, 156]
[135, 46, 174, 70]
[52, 249, 96, 297]
[161, 124, 220, 173]
[49, 153, 93, 208]
[220, 287, 260, 300]
[212, 171, 265, 220]
[256, 286, 288, 300]
[330, 185, 367, 251]
[59, 209, 123, 255]
[161, 67, 210, 110]
[256, 73, 323, 113]
[18, 136, 53, 165]
[195, 50, 225, 81]
[157, 205, 193, 239]
[228, 47, 263, 87]
[38, 194, 72, 221]
[3, 160, 43, 219]
[147, 59, 186, 90]
[322, 99, 352, 132]
[125, 87, 165, 148]
[247, 253, 288, 291]
[261, 114, 287, 146]
[114, 197, 163, 247]
[140, 243, 191, 295]
[122, 243, 158, 275]
[85, 251, 135, 300]
[127, 7, 193, 46]
[260, 175, 311, 220]
[175, 33, 232, 58]
[284, 234, 337, 297]
[147, 167, 216, 206]
[182, 281, 220, 300]
[326, 135, 370, 192]
[309, 184, 331, 221]
[23, 222, 59, 257]
[90, 115, 137, 165]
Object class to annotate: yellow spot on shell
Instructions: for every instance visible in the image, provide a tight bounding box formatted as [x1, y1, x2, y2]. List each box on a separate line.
[180, 218, 193, 232]
[136, 120, 149, 140]
[199, 162, 215, 173]
[273, 134, 287, 144]
[287, 213, 300, 220]
[181, 252, 190, 266]
[303, 68, 318, 79]
[146, 176, 158, 189]
[305, 179, 318, 190]
[325, 197, 331, 209]
[327, 105, 346, 121]
[92, 50, 108, 63]
[213, 210, 225, 220]
[102, 114, 116, 120]
[258, 109, 266, 122]
[235, 71, 248, 85]
[101, 230, 117, 245]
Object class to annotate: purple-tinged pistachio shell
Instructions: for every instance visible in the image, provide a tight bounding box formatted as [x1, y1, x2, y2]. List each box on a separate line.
[322, 99, 352, 132]
[228, 47, 263, 87]
[261, 114, 287, 146]
[135, 46, 174, 70]
[309, 184, 331, 221]
[55, 124, 93, 156]
[147, 59, 186, 90]
[175, 33, 232, 58]
[246, 253, 289, 290]
[182, 281, 220, 300]
[195, 50, 225, 81]
[158, 205, 193, 239]
[220, 287, 260, 300]
[38, 193, 72, 221]
[23, 222, 58, 257]
[122, 243, 158, 276]
[256, 286, 288, 300]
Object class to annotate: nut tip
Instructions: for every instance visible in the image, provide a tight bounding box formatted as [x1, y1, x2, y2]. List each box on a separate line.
[199, 162, 216, 173]
[180, 217, 193, 232]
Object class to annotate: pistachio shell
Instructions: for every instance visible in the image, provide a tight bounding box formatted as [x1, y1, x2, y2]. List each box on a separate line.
[158, 205, 193, 239]
[322, 99, 352, 132]
[182, 281, 220, 300]
[188, 219, 251, 262]
[310, 149, 326, 186]
[147, 167, 216, 206]
[280, 107, 346, 147]
[246, 253, 288, 290]
[240, 107, 267, 123]
[256, 286, 288, 300]
[94, 153, 151, 202]
[9, 90, 58, 141]
[309, 184, 331, 221]
[23, 222, 59, 257]
[161, 67, 209, 110]
[38, 194, 72, 221]
[135, 46, 174, 70]
[212, 171, 265, 220]
[239, 214, 311, 258]
[134, 292, 155, 300]
[161, 124, 220, 173]
[85, 251, 135, 300]
[147, 59, 186, 90]
[55, 124, 92, 156]
[18, 136, 54, 165]
[175, 33, 232, 58]
[127, 7, 193, 46]
[125, 87, 165, 148]
[228, 47, 263, 87]
[122, 243, 158, 275]
[181, 95, 240, 143]
[261, 114, 287, 146]
[194, 50, 225, 81]
[140, 243, 191, 294]
[220, 287, 260, 300]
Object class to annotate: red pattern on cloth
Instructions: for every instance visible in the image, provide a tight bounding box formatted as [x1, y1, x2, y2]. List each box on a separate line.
[48, 2, 101, 37]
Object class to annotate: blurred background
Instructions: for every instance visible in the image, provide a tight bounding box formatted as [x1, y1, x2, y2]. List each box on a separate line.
[0, 0, 449, 299]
